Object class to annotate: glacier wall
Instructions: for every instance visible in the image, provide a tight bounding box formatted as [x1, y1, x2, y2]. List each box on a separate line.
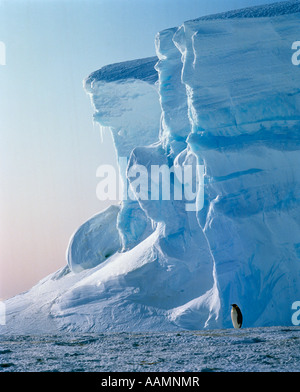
[82, 56, 219, 330]
[172, 6, 300, 327]
[3, 1, 300, 333]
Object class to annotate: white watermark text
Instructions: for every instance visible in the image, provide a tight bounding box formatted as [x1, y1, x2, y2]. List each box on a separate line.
[292, 41, 300, 66]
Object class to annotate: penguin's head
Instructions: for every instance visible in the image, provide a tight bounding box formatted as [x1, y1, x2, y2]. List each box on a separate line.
[231, 304, 238, 308]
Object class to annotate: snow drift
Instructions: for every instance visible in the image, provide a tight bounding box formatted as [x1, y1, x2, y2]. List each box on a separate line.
[3, 1, 300, 333]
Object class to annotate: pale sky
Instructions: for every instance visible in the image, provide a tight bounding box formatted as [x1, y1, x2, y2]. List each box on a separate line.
[0, 0, 277, 299]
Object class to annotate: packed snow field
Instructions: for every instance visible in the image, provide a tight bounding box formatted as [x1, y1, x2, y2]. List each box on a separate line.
[0, 326, 300, 372]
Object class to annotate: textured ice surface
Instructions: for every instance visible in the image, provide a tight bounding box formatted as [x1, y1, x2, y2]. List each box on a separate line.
[67, 205, 121, 272]
[1, 327, 300, 372]
[3, 1, 300, 334]
[176, 5, 300, 328]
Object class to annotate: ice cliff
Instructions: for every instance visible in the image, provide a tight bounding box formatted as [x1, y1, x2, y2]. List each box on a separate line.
[3, 1, 300, 333]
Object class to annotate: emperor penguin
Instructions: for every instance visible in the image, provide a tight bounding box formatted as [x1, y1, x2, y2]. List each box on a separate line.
[231, 304, 243, 329]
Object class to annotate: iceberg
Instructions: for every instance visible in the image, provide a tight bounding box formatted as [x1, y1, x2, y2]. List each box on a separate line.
[3, 0, 300, 333]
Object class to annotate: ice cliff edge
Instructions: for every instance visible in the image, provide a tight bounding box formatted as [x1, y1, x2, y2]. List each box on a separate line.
[3, 1, 300, 333]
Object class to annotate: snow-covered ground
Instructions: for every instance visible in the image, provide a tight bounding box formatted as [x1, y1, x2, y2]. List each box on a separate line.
[2, 0, 300, 334]
[1, 327, 300, 372]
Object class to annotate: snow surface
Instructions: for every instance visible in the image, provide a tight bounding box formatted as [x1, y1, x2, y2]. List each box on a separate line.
[1, 327, 300, 372]
[2, 0, 300, 334]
